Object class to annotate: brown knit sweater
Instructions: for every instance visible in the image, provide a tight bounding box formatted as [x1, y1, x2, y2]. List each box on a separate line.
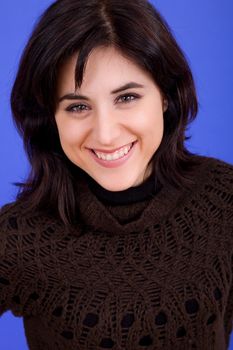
[0, 155, 232, 350]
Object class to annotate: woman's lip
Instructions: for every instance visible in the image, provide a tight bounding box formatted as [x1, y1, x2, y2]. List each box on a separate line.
[90, 141, 136, 154]
[89, 141, 137, 168]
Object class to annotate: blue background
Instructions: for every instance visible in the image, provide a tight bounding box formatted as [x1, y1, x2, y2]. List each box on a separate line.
[0, 0, 232, 348]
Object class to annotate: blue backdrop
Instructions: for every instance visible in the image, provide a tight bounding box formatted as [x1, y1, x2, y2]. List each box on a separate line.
[0, 0, 232, 349]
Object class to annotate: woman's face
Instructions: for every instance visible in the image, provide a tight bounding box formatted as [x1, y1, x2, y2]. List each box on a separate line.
[55, 46, 166, 191]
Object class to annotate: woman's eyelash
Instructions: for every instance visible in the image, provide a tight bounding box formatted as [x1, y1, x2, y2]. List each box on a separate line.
[117, 93, 140, 103]
[65, 93, 140, 113]
[66, 104, 88, 113]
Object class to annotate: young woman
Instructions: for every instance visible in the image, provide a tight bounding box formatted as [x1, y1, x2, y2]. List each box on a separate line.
[0, 0, 232, 349]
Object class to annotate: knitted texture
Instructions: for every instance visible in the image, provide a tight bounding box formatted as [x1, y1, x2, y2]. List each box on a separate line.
[0, 155, 232, 350]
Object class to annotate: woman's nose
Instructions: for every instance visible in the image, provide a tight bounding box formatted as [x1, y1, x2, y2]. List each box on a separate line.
[92, 110, 121, 146]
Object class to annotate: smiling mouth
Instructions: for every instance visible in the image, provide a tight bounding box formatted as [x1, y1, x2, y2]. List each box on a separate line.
[91, 141, 136, 161]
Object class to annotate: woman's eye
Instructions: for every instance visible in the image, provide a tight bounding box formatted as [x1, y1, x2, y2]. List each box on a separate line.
[66, 104, 89, 113]
[65, 93, 139, 113]
[117, 93, 139, 103]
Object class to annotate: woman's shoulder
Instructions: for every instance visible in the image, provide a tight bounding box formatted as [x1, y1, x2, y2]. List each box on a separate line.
[192, 153, 233, 169]
[188, 154, 233, 214]
[204, 154, 233, 170]
[0, 200, 24, 231]
[191, 154, 233, 185]
[0, 199, 60, 236]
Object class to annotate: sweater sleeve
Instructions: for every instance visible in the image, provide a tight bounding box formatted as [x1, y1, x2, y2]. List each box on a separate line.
[0, 202, 42, 318]
[225, 265, 233, 349]
[224, 233, 233, 348]
[218, 161, 233, 348]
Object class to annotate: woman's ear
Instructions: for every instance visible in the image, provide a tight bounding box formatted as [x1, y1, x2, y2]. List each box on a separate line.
[163, 99, 168, 112]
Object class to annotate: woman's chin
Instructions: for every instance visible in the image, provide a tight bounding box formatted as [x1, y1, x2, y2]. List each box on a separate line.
[88, 176, 135, 192]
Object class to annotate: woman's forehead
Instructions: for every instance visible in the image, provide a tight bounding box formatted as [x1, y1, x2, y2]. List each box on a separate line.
[57, 46, 153, 94]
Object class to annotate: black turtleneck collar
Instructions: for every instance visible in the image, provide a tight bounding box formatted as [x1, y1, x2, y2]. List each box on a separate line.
[84, 172, 161, 206]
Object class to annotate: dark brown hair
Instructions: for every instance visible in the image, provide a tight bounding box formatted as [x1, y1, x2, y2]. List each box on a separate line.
[11, 0, 199, 226]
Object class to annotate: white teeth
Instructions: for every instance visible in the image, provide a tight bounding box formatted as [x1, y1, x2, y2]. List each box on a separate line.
[94, 143, 133, 161]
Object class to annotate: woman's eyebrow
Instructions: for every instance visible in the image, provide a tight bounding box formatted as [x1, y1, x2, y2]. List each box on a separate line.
[58, 82, 145, 103]
[111, 82, 144, 94]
